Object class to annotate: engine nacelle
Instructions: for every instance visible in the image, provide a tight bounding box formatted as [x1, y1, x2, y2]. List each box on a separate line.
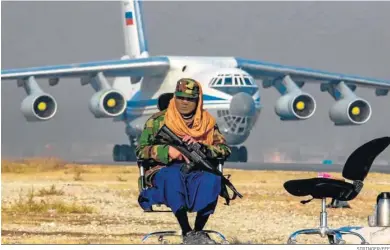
[275, 93, 316, 120]
[20, 93, 57, 122]
[329, 98, 372, 125]
[89, 89, 127, 118]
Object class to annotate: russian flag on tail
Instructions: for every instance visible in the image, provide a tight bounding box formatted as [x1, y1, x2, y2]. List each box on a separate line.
[125, 11, 134, 26]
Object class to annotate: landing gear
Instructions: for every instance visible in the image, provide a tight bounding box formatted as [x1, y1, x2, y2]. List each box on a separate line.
[113, 128, 139, 162]
[227, 146, 248, 163]
[112, 144, 137, 162]
[238, 146, 248, 162]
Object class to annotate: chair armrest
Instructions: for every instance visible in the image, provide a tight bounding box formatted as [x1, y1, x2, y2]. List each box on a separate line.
[136, 159, 145, 167]
[136, 158, 147, 191]
[216, 157, 225, 173]
[136, 159, 145, 178]
[216, 157, 225, 164]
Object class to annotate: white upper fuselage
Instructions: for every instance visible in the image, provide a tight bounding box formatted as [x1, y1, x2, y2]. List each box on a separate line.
[116, 56, 262, 145]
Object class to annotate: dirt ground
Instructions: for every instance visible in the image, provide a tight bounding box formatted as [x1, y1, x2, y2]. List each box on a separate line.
[2, 158, 390, 244]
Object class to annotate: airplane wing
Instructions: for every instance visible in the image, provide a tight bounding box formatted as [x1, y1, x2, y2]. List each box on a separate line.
[1, 56, 170, 80]
[235, 57, 390, 91]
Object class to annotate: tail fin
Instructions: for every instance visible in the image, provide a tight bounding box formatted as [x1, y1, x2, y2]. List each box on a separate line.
[113, 0, 146, 101]
[121, 0, 149, 58]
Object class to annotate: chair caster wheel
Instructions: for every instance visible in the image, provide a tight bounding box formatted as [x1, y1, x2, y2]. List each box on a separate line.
[337, 240, 346, 245]
[328, 234, 346, 245]
[332, 239, 345, 245]
[331, 240, 346, 245]
[287, 238, 297, 244]
[158, 236, 168, 244]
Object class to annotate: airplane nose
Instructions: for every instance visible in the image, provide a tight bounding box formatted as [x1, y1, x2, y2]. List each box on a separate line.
[229, 92, 256, 116]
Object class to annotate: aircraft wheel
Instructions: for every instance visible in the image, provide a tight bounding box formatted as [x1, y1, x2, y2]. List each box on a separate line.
[119, 144, 129, 161]
[113, 144, 121, 162]
[126, 146, 137, 162]
[121, 144, 131, 161]
[230, 146, 239, 162]
[239, 146, 248, 162]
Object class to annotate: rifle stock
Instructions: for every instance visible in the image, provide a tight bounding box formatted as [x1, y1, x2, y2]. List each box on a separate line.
[156, 125, 243, 200]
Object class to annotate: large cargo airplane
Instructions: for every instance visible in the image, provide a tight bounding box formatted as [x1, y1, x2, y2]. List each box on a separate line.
[2, 0, 390, 163]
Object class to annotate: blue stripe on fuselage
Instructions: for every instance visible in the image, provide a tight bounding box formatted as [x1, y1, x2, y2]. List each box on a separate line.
[211, 86, 258, 96]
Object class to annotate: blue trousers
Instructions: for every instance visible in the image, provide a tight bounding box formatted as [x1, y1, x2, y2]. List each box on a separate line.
[138, 163, 222, 216]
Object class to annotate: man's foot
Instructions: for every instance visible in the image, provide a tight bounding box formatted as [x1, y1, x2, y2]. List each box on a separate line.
[182, 231, 217, 244]
[182, 231, 198, 244]
[194, 231, 217, 244]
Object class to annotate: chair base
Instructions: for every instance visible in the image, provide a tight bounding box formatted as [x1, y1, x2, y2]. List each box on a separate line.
[141, 230, 229, 244]
[287, 198, 369, 245]
[287, 227, 369, 245]
[142, 230, 178, 244]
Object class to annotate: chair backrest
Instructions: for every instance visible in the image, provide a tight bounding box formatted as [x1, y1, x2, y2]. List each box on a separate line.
[157, 93, 174, 111]
[342, 136, 390, 181]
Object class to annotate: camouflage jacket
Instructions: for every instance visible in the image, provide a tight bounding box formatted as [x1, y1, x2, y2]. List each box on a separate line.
[136, 110, 231, 182]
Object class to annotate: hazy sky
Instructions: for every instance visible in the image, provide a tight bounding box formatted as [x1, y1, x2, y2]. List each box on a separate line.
[1, 1, 390, 162]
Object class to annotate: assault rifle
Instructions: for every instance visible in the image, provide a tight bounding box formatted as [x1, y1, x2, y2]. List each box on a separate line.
[155, 125, 243, 203]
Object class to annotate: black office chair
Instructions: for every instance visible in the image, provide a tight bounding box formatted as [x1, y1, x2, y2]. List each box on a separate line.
[136, 92, 228, 244]
[283, 136, 390, 245]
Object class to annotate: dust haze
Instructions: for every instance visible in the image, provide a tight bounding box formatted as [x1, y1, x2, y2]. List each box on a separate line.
[1, 1, 389, 163]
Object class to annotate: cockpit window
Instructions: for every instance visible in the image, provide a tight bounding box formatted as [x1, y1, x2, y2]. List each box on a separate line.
[244, 77, 252, 86]
[224, 77, 232, 85]
[210, 74, 255, 88]
[238, 77, 244, 86]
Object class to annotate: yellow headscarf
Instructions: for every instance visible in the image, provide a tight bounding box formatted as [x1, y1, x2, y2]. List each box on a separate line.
[164, 80, 216, 145]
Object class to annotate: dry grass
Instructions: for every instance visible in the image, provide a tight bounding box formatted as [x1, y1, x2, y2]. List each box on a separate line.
[1, 157, 68, 173]
[2, 187, 94, 214]
[37, 185, 65, 196]
[116, 176, 128, 182]
[2, 158, 390, 244]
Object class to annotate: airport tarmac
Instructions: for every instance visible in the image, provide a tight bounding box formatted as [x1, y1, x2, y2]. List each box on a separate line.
[74, 161, 390, 174]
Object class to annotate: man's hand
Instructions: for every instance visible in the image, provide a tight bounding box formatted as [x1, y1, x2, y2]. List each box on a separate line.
[182, 135, 211, 157]
[168, 146, 190, 163]
[182, 135, 198, 145]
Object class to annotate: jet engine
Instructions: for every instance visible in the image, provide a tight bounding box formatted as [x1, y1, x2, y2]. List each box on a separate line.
[264, 75, 317, 120]
[322, 81, 373, 126]
[275, 92, 316, 120]
[89, 89, 127, 118]
[329, 98, 371, 125]
[20, 93, 57, 121]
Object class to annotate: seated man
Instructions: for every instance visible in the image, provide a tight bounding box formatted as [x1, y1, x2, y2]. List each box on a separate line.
[136, 78, 231, 244]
